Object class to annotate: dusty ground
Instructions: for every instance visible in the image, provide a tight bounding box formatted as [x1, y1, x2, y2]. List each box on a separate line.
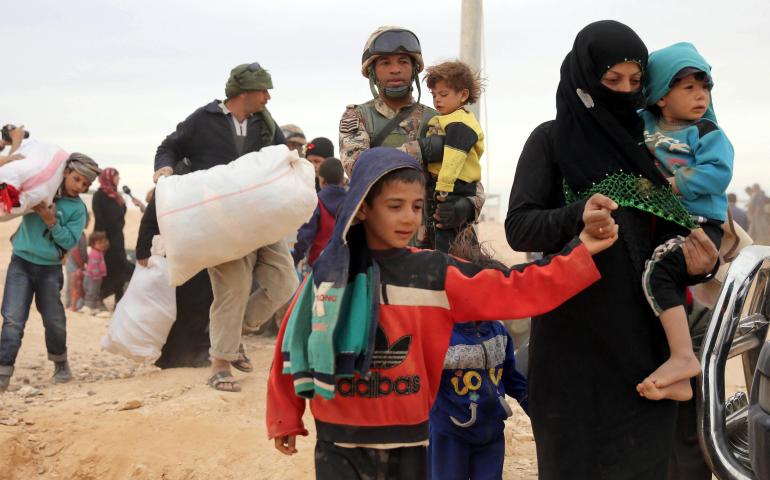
[0, 216, 540, 480]
[0, 215, 747, 479]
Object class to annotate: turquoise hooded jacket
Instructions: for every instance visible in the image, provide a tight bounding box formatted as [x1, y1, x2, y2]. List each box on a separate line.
[641, 43, 733, 223]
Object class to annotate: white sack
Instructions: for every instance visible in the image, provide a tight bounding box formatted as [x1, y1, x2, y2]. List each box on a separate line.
[0, 141, 68, 221]
[101, 236, 177, 363]
[155, 145, 317, 286]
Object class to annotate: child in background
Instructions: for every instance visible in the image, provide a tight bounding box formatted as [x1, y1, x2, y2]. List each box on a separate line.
[83, 231, 109, 314]
[0, 153, 101, 390]
[423, 60, 485, 252]
[638, 43, 733, 401]
[292, 157, 348, 268]
[267, 147, 616, 479]
[428, 228, 529, 480]
[65, 212, 90, 311]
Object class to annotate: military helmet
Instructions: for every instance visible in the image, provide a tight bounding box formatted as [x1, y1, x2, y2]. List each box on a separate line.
[280, 124, 307, 145]
[361, 26, 424, 78]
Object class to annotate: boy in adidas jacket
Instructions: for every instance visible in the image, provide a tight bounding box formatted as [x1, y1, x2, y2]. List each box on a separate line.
[266, 147, 617, 480]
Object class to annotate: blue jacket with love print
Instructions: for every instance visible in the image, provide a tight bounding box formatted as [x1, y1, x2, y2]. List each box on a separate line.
[430, 320, 528, 445]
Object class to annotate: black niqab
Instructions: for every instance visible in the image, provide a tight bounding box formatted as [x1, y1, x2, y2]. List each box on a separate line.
[554, 20, 667, 193]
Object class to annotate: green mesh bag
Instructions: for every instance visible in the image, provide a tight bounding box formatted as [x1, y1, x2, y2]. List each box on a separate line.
[563, 172, 697, 230]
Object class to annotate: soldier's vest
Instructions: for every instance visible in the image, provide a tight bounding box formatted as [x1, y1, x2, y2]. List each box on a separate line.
[361, 99, 438, 148]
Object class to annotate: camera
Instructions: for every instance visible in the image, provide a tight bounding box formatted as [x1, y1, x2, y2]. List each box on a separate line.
[1, 125, 30, 143]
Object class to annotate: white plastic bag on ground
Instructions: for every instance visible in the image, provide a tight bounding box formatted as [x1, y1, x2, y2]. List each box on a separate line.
[155, 145, 317, 286]
[0, 140, 68, 221]
[101, 236, 177, 363]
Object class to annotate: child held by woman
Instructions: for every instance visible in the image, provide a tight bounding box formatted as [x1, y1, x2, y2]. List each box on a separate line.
[638, 43, 733, 401]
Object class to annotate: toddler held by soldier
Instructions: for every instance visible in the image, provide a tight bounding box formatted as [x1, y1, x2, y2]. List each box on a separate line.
[424, 60, 486, 252]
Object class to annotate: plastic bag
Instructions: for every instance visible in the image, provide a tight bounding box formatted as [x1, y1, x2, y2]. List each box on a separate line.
[0, 141, 68, 221]
[101, 236, 177, 362]
[155, 145, 317, 286]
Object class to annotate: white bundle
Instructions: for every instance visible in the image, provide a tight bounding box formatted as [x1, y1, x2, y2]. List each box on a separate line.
[155, 145, 317, 286]
[102, 236, 177, 363]
[0, 141, 68, 221]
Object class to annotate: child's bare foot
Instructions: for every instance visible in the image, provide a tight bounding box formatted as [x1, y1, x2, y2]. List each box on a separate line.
[637, 378, 693, 401]
[646, 353, 701, 389]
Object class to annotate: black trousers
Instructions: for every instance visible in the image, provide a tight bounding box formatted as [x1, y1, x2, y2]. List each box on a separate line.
[425, 178, 477, 254]
[314, 440, 427, 480]
[644, 220, 723, 315]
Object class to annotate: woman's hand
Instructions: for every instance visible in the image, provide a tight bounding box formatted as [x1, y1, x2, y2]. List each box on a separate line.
[683, 228, 719, 276]
[31, 201, 56, 226]
[582, 194, 618, 239]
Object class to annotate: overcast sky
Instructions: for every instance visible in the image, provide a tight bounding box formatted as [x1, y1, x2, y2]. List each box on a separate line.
[2, 0, 768, 212]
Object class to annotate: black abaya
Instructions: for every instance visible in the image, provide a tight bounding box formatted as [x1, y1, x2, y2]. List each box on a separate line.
[92, 189, 134, 302]
[506, 122, 677, 480]
[136, 194, 212, 369]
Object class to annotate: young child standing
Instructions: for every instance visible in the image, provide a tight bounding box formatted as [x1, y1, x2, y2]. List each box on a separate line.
[423, 60, 485, 252]
[65, 212, 90, 311]
[267, 147, 616, 479]
[292, 157, 348, 267]
[428, 229, 529, 480]
[0, 153, 101, 390]
[638, 42, 733, 401]
[83, 231, 109, 313]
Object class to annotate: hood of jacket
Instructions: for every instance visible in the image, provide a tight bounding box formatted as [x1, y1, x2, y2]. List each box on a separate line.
[643, 42, 717, 123]
[312, 147, 424, 289]
[317, 184, 348, 217]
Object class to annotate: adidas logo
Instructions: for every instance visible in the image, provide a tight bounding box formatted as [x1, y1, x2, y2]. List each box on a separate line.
[371, 324, 411, 370]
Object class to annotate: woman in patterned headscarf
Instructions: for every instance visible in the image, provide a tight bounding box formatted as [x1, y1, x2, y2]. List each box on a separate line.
[92, 168, 134, 304]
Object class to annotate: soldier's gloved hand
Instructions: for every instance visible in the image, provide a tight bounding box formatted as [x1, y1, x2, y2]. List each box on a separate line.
[434, 196, 474, 229]
[417, 136, 445, 164]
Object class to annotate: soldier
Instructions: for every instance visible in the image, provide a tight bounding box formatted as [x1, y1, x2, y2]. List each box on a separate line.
[280, 124, 307, 158]
[339, 26, 484, 250]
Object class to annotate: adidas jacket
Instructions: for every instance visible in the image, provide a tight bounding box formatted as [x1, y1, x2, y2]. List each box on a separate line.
[267, 147, 600, 446]
[267, 238, 599, 445]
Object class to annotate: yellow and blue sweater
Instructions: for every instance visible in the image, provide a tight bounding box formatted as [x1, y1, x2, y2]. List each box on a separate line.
[427, 108, 484, 193]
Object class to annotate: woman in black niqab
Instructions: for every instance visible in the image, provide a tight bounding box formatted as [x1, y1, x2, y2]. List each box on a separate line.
[554, 20, 667, 193]
[505, 21, 683, 480]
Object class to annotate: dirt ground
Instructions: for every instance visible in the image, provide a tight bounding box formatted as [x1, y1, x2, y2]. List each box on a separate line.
[0, 215, 745, 479]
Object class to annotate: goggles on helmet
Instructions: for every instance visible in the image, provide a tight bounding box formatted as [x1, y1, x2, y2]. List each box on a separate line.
[362, 29, 421, 64]
[235, 62, 262, 80]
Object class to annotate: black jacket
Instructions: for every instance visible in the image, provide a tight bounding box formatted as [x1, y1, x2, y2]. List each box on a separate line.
[154, 99, 286, 172]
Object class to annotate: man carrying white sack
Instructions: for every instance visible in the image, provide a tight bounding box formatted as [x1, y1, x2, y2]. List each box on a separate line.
[153, 62, 298, 393]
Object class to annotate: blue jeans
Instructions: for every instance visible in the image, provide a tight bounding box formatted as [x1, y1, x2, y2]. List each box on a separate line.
[0, 254, 67, 377]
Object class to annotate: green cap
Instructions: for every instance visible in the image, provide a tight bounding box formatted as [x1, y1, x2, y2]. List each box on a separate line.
[225, 62, 273, 99]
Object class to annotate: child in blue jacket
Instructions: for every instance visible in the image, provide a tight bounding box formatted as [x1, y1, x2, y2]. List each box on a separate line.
[428, 230, 528, 480]
[0, 153, 101, 390]
[637, 43, 733, 402]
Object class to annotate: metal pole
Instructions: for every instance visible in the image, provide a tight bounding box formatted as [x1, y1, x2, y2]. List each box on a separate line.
[460, 0, 483, 119]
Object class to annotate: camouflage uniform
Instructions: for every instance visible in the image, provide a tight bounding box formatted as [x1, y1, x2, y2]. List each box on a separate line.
[280, 124, 307, 158]
[339, 95, 485, 222]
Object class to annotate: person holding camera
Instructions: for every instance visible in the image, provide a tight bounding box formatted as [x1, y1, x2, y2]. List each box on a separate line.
[0, 125, 27, 166]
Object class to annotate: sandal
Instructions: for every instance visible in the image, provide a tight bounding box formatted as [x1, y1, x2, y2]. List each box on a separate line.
[207, 370, 241, 392]
[230, 344, 254, 373]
